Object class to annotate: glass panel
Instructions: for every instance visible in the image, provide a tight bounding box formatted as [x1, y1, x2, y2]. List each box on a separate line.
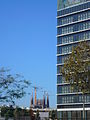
[57, 0, 87, 10]
[63, 111, 68, 120]
[72, 111, 76, 120]
[68, 111, 71, 120]
[87, 111, 90, 120]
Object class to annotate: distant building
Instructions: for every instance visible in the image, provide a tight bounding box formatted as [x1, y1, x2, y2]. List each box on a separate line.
[39, 112, 49, 120]
[30, 89, 49, 109]
[32, 108, 57, 120]
[47, 94, 49, 108]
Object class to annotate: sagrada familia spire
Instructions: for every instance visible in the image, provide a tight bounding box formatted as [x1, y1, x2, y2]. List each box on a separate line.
[30, 88, 49, 109]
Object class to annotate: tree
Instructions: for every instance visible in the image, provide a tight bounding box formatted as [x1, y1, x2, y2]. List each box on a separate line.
[0, 67, 30, 105]
[62, 41, 90, 93]
[14, 107, 24, 120]
[49, 110, 57, 120]
[35, 110, 40, 120]
[1, 106, 9, 117]
[1, 106, 14, 120]
[62, 41, 90, 120]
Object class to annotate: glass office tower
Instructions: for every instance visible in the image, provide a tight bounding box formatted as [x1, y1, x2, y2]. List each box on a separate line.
[57, 0, 90, 119]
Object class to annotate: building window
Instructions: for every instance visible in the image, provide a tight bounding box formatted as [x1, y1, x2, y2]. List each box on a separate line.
[78, 11, 90, 21]
[57, 56, 62, 64]
[62, 45, 72, 54]
[62, 26, 73, 34]
[57, 46, 62, 54]
[62, 85, 70, 93]
[78, 21, 90, 31]
[61, 21, 90, 35]
[58, 11, 90, 26]
[87, 95, 90, 102]
[62, 35, 73, 44]
[61, 16, 73, 25]
[57, 66, 62, 74]
[78, 31, 90, 41]
[62, 55, 69, 64]
[57, 37, 62, 44]
[57, 75, 65, 84]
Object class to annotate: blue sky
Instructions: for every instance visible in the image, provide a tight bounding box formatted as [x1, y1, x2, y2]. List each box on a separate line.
[0, 0, 57, 108]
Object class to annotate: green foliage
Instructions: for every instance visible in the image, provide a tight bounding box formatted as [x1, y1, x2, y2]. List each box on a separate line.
[1, 106, 31, 119]
[0, 67, 30, 104]
[45, 118, 49, 120]
[1, 106, 8, 117]
[13, 107, 22, 119]
[49, 110, 57, 120]
[1, 106, 14, 119]
[62, 41, 90, 94]
[35, 110, 40, 120]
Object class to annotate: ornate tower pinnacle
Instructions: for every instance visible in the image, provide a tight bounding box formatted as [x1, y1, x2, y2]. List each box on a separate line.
[30, 91, 33, 108]
[47, 93, 49, 108]
[34, 87, 37, 106]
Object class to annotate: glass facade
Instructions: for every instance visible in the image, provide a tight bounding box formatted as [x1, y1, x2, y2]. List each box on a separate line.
[58, 111, 90, 120]
[57, 94, 90, 104]
[57, 21, 90, 35]
[57, 31, 90, 45]
[57, 1, 90, 16]
[57, 0, 90, 119]
[57, 10, 90, 26]
[57, 0, 89, 10]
